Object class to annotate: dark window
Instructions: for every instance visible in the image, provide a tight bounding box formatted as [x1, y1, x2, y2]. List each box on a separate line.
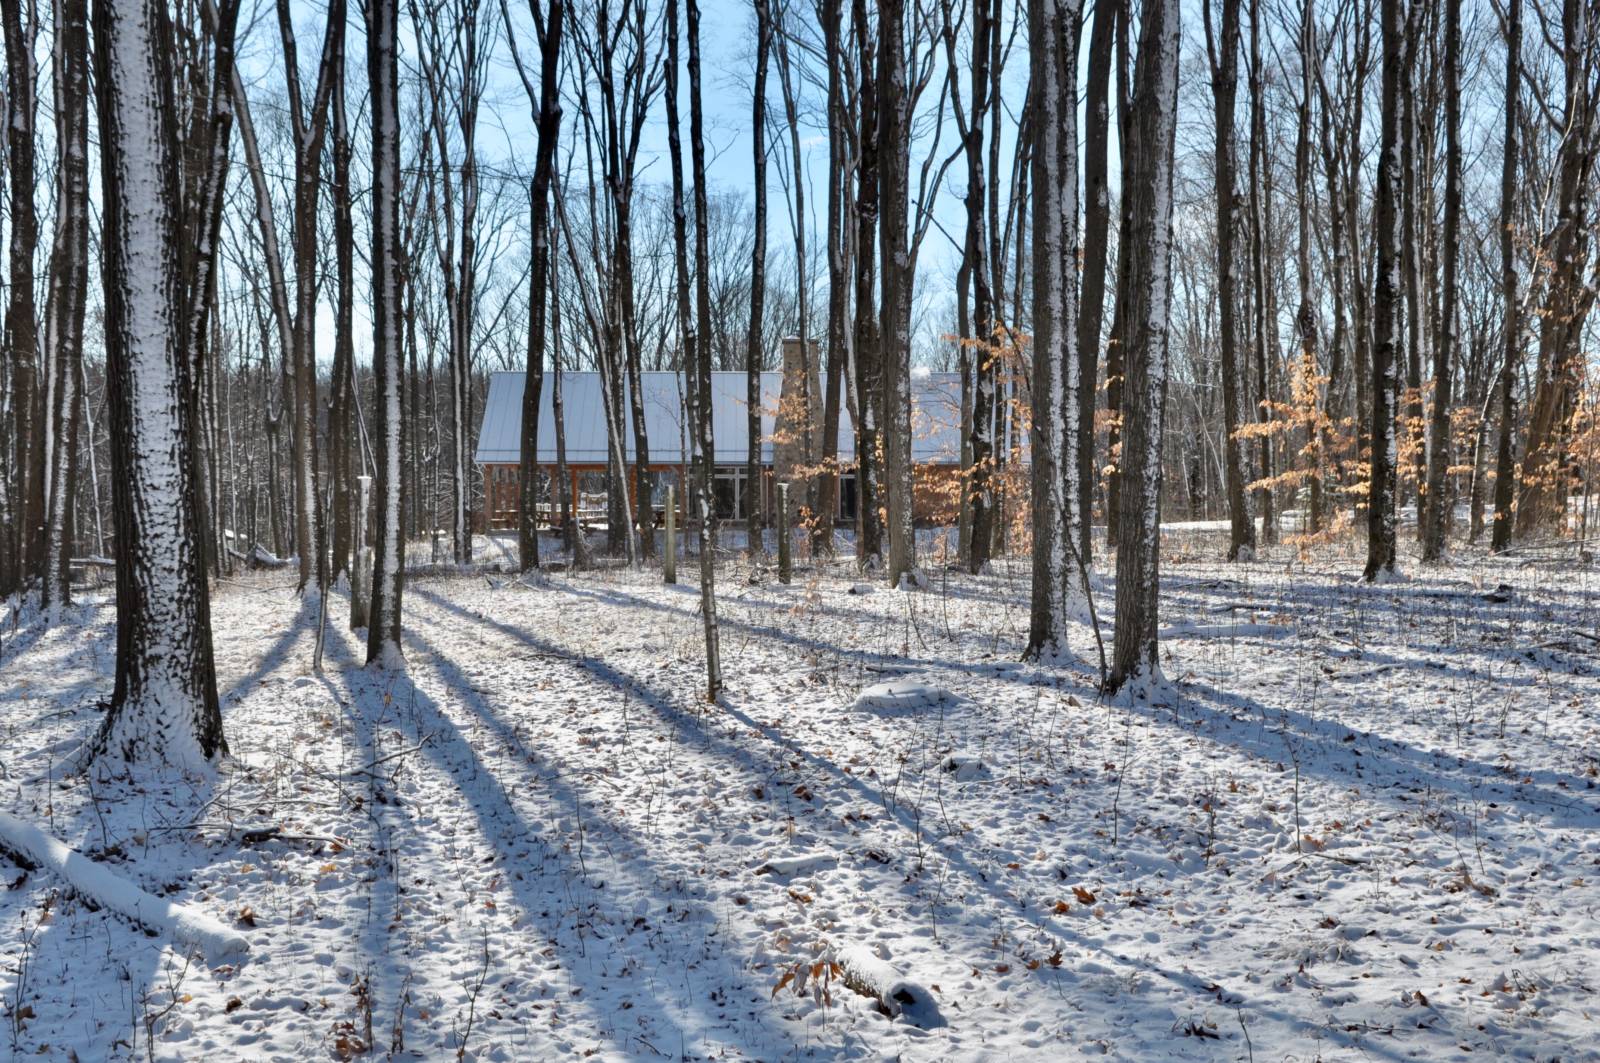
[713, 470, 739, 520]
[838, 473, 858, 522]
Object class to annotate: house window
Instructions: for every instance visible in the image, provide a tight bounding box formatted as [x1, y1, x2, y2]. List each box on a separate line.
[837, 472, 858, 522]
[713, 467, 750, 521]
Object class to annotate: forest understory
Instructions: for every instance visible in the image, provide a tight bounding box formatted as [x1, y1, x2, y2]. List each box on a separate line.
[1, 530, 1596, 1061]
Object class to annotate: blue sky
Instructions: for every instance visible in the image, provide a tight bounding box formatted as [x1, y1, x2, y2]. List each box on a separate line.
[240, 0, 1065, 368]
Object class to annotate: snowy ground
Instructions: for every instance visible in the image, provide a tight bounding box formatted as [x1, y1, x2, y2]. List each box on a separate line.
[1, 530, 1597, 1061]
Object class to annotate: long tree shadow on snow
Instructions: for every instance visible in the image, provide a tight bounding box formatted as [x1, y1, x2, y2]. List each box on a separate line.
[1154, 674, 1600, 834]
[332, 604, 810, 1059]
[546, 579, 1084, 686]
[310, 617, 421, 1060]
[404, 584, 1434, 1060]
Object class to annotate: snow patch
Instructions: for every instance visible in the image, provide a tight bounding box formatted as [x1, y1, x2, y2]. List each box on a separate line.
[942, 752, 990, 782]
[852, 679, 962, 715]
[369, 641, 407, 673]
[1368, 564, 1408, 585]
[1113, 663, 1177, 706]
[755, 852, 836, 877]
[895, 568, 929, 591]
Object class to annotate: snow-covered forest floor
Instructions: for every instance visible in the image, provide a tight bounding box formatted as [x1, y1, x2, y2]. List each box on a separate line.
[1, 532, 1597, 1061]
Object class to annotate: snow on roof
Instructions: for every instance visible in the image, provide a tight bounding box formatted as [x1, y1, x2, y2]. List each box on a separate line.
[475, 370, 971, 467]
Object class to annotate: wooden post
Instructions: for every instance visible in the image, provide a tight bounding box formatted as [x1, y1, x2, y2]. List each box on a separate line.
[778, 482, 791, 584]
[664, 483, 677, 584]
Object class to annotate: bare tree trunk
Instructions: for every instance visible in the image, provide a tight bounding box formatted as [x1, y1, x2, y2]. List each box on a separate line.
[3, 0, 42, 594]
[748, 0, 771, 555]
[853, 0, 884, 568]
[412, 0, 488, 567]
[1204, 0, 1255, 561]
[366, 0, 406, 668]
[1314, 23, 1351, 507]
[878, 0, 918, 588]
[1515, 0, 1597, 538]
[946, 0, 1000, 574]
[1245, 0, 1275, 547]
[506, 0, 565, 572]
[817, 0, 848, 558]
[1467, 383, 1492, 542]
[1077, 0, 1116, 567]
[1103, 0, 1132, 537]
[551, 217, 578, 557]
[1364, 0, 1405, 582]
[89, 0, 224, 768]
[455, 22, 481, 568]
[1294, 0, 1324, 536]
[1399, 2, 1425, 537]
[178, 0, 244, 585]
[230, 2, 341, 592]
[1337, 14, 1374, 483]
[620, 223, 655, 558]
[553, 150, 638, 567]
[1107, 0, 1180, 694]
[1490, 0, 1521, 552]
[774, 13, 816, 539]
[331, 14, 357, 586]
[41, 0, 92, 611]
[265, 406, 286, 555]
[279, 0, 344, 589]
[568, 0, 656, 562]
[404, 187, 425, 542]
[1024, 0, 1086, 661]
[1421, 0, 1459, 561]
[666, 0, 721, 697]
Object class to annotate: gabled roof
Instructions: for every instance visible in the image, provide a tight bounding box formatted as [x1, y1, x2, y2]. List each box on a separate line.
[475, 370, 971, 466]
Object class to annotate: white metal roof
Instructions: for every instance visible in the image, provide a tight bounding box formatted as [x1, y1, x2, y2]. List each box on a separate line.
[475, 370, 970, 467]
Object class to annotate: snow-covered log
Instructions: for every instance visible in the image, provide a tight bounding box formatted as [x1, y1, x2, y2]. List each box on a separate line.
[0, 811, 247, 966]
[754, 852, 835, 877]
[852, 679, 960, 715]
[831, 944, 945, 1028]
[246, 543, 291, 570]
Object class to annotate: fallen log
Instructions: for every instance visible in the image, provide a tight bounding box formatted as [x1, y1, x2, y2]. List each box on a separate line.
[754, 852, 836, 877]
[244, 543, 292, 570]
[831, 943, 946, 1028]
[0, 810, 248, 966]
